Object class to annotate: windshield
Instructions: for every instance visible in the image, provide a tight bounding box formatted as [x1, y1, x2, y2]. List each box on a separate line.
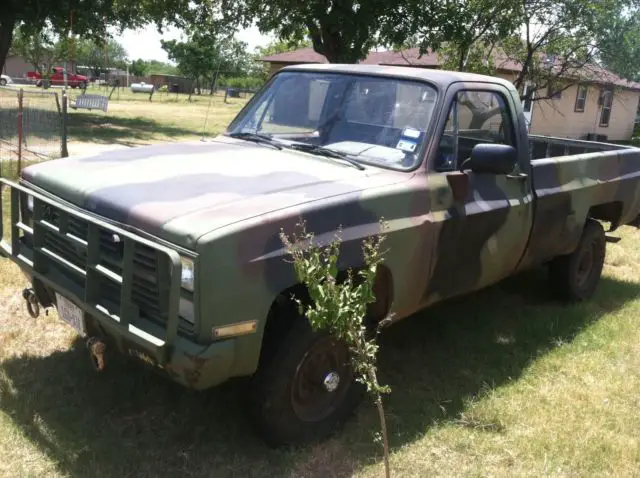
[226, 71, 438, 170]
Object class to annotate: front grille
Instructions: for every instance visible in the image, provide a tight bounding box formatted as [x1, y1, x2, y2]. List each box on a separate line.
[40, 206, 168, 326]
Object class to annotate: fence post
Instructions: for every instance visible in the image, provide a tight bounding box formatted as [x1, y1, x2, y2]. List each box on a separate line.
[17, 89, 23, 174]
[61, 92, 69, 158]
[54, 92, 61, 115]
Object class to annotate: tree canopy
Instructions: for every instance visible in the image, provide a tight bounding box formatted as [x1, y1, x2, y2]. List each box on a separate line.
[10, 25, 68, 73]
[389, 0, 640, 100]
[596, 8, 640, 82]
[161, 32, 253, 92]
[1, 0, 214, 76]
[74, 38, 128, 76]
[225, 0, 640, 100]
[129, 58, 178, 76]
[222, 0, 424, 63]
[5, 0, 638, 99]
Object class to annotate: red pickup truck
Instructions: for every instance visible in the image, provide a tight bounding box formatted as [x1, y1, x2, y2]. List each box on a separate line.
[27, 67, 88, 89]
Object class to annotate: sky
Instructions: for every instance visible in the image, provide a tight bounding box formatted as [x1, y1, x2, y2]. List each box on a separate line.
[117, 24, 274, 63]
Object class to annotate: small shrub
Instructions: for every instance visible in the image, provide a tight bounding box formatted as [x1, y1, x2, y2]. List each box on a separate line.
[220, 76, 263, 90]
[280, 220, 392, 477]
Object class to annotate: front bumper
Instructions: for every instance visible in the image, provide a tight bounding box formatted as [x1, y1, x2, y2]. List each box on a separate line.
[0, 178, 235, 390]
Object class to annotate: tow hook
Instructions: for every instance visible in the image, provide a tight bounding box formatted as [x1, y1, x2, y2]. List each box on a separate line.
[22, 288, 40, 318]
[86, 337, 107, 372]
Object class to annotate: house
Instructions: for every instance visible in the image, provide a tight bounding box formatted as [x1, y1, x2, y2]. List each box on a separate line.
[261, 47, 640, 142]
[1, 54, 32, 78]
[2, 54, 77, 79]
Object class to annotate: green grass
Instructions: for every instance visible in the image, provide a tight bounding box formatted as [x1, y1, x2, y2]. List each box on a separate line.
[0, 222, 639, 477]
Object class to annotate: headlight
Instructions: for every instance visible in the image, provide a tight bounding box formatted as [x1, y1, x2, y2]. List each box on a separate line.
[27, 195, 34, 212]
[180, 256, 195, 291]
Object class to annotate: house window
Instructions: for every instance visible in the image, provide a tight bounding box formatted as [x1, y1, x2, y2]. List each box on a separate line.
[599, 89, 614, 127]
[574, 85, 588, 112]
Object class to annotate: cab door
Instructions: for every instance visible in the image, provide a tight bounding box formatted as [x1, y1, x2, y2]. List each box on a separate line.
[422, 82, 534, 304]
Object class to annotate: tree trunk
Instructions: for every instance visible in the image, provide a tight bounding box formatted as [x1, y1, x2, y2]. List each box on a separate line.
[307, 20, 367, 64]
[0, 15, 16, 75]
[375, 396, 391, 478]
[367, 368, 391, 478]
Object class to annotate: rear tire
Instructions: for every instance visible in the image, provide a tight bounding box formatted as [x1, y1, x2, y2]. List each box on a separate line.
[548, 219, 606, 301]
[0, 78, 6, 86]
[248, 317, 364, 447]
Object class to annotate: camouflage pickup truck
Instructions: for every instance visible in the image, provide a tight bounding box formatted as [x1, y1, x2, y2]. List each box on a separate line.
[2, 64, 640, 446]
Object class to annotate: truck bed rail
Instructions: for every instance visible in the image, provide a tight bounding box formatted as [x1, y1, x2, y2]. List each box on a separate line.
[529, 134, 635, 160]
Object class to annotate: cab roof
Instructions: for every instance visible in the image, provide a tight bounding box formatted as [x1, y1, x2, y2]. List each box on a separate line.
[279, 63, 517, 91]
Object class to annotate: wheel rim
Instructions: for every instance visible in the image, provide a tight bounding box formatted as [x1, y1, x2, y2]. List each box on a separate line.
[575, 240, 596, 287]
[290, 336, 353, 422]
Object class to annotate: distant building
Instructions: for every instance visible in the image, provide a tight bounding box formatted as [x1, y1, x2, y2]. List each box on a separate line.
[149, 74, 194, 94]
[261, 47, 640, 142]
[2, 54, 77, 79]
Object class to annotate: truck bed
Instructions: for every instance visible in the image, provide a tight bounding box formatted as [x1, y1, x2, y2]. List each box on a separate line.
[519, 136, 640, 270]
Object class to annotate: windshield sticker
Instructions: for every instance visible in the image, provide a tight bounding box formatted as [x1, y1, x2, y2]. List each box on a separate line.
[401, 127, 421, 139]
[396, 139, 417, 152]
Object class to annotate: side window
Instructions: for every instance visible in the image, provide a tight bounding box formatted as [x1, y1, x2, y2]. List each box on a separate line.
[435, 90, 515, 171]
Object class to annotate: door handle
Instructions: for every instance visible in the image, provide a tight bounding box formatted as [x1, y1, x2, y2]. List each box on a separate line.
[506, 173, 528, 181]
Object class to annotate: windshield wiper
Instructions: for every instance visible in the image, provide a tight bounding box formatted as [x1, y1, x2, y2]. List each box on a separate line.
[227, 131, 283, 150]
[286, 143, 365, 171]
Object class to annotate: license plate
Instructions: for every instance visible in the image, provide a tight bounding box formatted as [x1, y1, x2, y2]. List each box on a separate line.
[55, 293, 86, 335]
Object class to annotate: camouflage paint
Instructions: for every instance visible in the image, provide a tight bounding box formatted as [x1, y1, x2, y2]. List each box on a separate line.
[9, 64, 640, 389]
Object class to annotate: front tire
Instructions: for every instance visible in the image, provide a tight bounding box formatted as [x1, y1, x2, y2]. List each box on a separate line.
[0, 78, 6, 86]
[249, 318, 364, 447]
[548, 218, 606, 301]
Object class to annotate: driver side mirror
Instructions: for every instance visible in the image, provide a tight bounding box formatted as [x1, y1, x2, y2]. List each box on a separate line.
[462, 143, 517, 175]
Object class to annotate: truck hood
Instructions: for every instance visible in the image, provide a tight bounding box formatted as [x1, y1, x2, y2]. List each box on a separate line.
[21, 137, 403, 249]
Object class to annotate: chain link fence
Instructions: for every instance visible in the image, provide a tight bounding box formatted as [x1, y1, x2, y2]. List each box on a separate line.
[0, 86, 66, 174]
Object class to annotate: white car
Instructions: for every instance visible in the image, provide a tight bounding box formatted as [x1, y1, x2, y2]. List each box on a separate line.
[0, 74, 12, 86]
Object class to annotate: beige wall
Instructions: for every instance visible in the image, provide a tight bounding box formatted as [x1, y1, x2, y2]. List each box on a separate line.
[2, 55, 31, 77]
[529, 84, 639, 141]
[268, 62, 292, 77]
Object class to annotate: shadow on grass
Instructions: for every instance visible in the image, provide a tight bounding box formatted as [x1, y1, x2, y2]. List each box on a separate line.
[1, 106, 61, 143]
[0, 269, 638, 477]
[68, 112, 199, 146]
